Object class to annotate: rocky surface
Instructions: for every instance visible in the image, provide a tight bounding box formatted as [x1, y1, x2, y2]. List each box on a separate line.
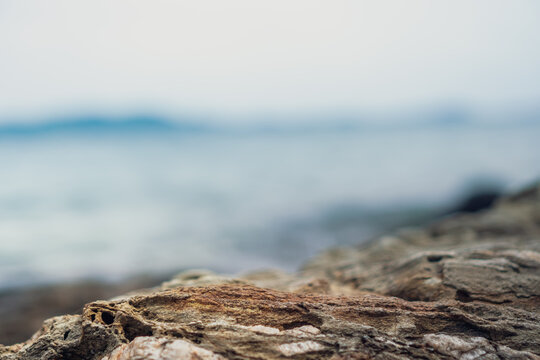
[1, 184, 539, 359]
[0, 277, 166, 345]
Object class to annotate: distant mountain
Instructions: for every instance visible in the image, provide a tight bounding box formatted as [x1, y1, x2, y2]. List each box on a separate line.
[0, 116, 210, 137]
[0, 115, 370, 137]
[1, 108, 537, 138]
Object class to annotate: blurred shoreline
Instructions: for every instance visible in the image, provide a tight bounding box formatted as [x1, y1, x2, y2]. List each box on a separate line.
[0, 186, 504, 345]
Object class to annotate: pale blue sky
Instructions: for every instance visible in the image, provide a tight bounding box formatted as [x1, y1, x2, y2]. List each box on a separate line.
[1, 0, 539, 123]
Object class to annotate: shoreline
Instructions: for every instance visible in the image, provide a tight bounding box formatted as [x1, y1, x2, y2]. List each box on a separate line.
[1, 183, 538, 358]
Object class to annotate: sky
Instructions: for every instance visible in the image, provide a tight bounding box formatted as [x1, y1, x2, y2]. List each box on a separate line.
[1, 0, 540, 124]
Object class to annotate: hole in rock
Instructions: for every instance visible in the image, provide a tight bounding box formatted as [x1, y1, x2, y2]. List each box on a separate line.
[455, 289, 473, 302]
[427, 255, 444, 263]
[101, 311, 115, 325]
[121, 319, 154, 341]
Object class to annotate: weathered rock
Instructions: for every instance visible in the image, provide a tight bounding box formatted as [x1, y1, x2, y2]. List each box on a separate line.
[355, 247, 540, 310]
[1, 183, 539, 359]
[301, 183, 540, 300]
[0, 277, 166, 345]
[102, 337, 225, 360]
[2, 284, 539, 359]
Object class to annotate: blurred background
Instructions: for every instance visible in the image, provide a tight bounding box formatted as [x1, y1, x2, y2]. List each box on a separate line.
[1, 0, 540, 343]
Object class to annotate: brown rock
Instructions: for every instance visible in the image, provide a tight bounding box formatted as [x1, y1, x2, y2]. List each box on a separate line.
[1, 183, 539, 359]
[1, 284, 539, 359]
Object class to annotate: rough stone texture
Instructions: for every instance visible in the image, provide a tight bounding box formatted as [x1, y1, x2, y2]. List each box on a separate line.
[102, 337, 225, 360]
[1, 183, 539, 360]
[0, 277, 165, 345]
[301, 184, 540, 301]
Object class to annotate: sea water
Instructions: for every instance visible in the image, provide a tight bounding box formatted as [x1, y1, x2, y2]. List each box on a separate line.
[0, 124, 539, 288]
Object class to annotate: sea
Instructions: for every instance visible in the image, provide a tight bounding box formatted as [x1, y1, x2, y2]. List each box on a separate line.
[1, 121, 539, 289]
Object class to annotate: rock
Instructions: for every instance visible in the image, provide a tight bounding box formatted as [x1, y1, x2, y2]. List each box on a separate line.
[0, 277, 166, 345]
[300, 183, 540, 297]
[355, 248, 540, 310]
[102, 337, 225, 360]
[3, 284, 539, 359]
[1, 183, 539, 359]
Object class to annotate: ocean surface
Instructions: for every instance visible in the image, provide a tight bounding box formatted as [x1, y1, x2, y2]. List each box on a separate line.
[1, 123, 539, 288]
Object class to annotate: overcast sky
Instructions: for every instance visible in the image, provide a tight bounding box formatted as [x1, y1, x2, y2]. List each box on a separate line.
[1, 0, 540, 123]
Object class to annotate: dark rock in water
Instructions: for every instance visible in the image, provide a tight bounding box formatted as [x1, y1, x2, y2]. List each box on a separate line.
[1, 183, 539, 359]
[451, 189, 502, 213]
